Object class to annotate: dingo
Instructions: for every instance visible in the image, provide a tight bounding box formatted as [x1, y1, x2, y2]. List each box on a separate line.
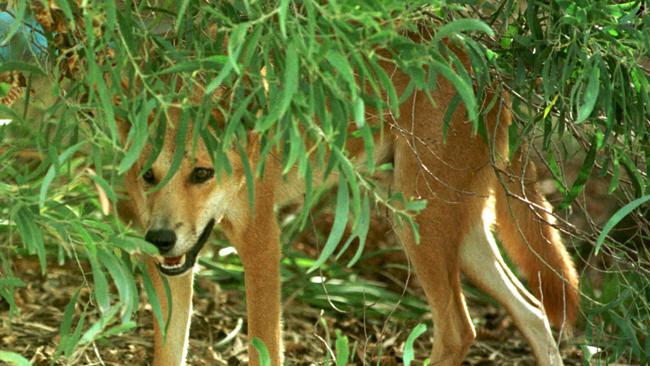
[118, 54, 578, 366]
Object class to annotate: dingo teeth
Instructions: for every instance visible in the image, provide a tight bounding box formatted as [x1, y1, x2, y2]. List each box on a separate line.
[161, 255, 185, 269]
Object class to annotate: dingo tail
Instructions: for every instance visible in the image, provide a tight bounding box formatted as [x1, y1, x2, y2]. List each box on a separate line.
[496, 155, 580, 328]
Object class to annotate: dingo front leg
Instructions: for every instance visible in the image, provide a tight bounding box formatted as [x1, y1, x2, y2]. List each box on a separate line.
[228, 178, 283, 366]
[236, 219, 282, 366]
[147, 259, 194, 366]
[241, 241, 282, 365]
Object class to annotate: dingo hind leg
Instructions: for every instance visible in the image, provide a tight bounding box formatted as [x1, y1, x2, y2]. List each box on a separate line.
[394, 221, 476, 365]
[392, 139, 476, 365]
[460, 189, 563, 366]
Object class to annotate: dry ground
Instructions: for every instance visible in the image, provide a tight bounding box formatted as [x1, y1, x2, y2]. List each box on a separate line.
[1, 252, 582, 366]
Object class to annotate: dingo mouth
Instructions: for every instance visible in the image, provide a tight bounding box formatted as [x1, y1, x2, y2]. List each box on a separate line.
[158, 218, 216, 276]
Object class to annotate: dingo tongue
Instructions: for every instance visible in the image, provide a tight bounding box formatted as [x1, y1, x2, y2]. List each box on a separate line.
[164, 256, 182, 265]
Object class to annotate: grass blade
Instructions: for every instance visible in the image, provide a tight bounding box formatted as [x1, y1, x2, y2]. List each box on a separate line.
[335, 330, 350, 366]
[595, 195, 650, 254]
[0, 351, 31, 366]
[403, 323, 427, 366]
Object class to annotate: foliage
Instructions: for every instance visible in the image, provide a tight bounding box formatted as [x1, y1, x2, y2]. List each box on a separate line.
[0, 0, 648, 364]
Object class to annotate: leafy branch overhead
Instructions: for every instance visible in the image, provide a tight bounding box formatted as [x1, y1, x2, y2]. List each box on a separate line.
[0, 0, 649, 364]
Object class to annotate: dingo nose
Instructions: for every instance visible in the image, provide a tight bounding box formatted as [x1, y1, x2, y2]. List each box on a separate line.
[145, 229, 177, 254]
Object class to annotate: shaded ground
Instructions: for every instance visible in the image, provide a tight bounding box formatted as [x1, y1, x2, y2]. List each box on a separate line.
[1, 253, 582, 366]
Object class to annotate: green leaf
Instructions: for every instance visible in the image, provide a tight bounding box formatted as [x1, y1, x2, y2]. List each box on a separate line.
[0, 351, 32, 366]
[141, 267, 165, 339]
[403, 323, 427, 366]
[252, 338, 271, 366]
[607, 152, 620, 194]
[432, 18, 494, 44]
[576, 64, 600, 123]
[59, 288, 81, 339]
[91, 63, 117, 142]
[609, 314, 643, 359]
[206, 61, 234, 94]
[64, 313, 86, 357]
[13, 206, 46, 273]
[223, 90, 257, 148]
[228, 23, 249, 75]
[326, 50, 356, 96]
[407, 216, 421, 245]
[430, 60, 477, 126]
[369, 57, 399, 117]
[405, 199, 428, 212]
[103, 1, 117, 36]
[278, 0, 290, 39]
[0, 61, 45, 75]
[335, 330, 350, 366]
[79, 306, 119, 345]
[100, 248, 137, 323]
[442, 93, 462, 142]
[620, 153, 645, 196]
[0, 277, 25, 315]
[0, 82, 10, 97]
[55, 288, 81, 359]
[117, 98, 157, 174]
[277, 40, 300, 122]
[102, 321, 137, 338]
[155, 57, 227, 75]
[89, 255, 110, 314]
[175, 0, 191, 32]
[236, 141, 255, 210]
[338, 194, 370, 266]
[309, 174, 349, 272]
[544, 94, 559, 120]
[256, 39, 299, 132]
[353, 96, 365, 128]
[595, 195, 650, 255]
[151, 110, 188, 192]
[559, 132, 603, 209]
[39, 142, 85, 208]
[282, 118, 304, 175]
[116, 9, 136, 54]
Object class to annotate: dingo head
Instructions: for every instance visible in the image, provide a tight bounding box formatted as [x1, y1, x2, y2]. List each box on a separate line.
[120, 107, 245, 276]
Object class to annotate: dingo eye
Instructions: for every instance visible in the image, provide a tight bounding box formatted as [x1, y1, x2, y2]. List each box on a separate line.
[190, 167, 214, 184]
[142, 169, 155, 184]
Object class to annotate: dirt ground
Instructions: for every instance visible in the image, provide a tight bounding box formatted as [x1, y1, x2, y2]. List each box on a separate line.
[1, 251, 583, 366]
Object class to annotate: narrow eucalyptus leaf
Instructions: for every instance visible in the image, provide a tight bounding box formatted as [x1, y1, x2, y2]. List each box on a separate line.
[309, 174, 349, 272]
[432, 19, 494, 45]
[430, 60, 477, 125]
[576, 64, 601, 123]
